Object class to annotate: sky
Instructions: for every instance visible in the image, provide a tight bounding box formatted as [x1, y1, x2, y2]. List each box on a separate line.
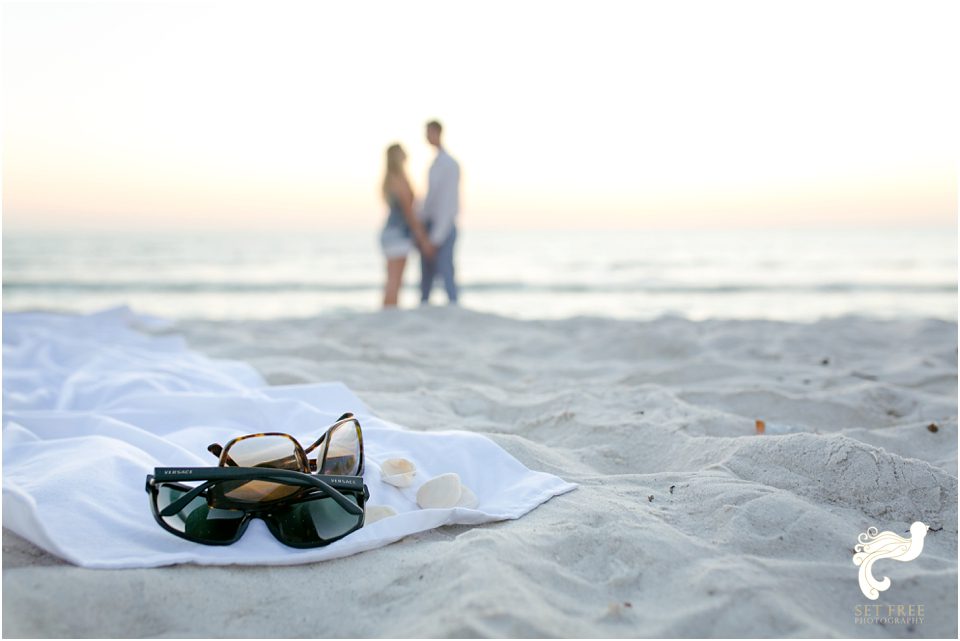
[2, 0, 957, 231]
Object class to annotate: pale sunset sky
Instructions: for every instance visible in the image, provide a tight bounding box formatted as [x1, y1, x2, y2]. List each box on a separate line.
[2, 0, 957, 231]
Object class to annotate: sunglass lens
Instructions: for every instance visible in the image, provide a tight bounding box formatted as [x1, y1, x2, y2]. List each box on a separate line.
[268, 493, 363, 546]
[321, 420, 361, 476]
[155, 483, 245, 543]
[226, 435, 302, 470]
[219, 435, 304, 504]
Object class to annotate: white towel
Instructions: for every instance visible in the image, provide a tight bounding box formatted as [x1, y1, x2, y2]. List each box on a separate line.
[2, 308, 576, 568]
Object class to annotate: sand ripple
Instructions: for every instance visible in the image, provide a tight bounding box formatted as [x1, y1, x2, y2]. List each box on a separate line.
[4, 308, 956, 637]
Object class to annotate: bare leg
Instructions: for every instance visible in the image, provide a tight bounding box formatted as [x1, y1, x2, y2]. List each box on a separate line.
[383, 256, 407, 307]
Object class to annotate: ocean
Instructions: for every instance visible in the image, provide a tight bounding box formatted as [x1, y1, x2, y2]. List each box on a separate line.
[2, 227, 956, 322]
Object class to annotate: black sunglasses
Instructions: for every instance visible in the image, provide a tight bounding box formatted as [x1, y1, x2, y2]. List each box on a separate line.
[145, 467, 368, 548]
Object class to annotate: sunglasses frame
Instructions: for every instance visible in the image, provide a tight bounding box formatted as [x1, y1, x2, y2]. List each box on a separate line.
[207, 412, 365, 477]
[145, 467, 369, 548]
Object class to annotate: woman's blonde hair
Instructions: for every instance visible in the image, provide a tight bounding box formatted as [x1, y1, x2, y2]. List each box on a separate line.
[382, 143, 406, 200]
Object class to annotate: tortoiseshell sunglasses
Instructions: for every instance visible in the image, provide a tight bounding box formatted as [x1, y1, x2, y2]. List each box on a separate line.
[207, 412, 364, 479]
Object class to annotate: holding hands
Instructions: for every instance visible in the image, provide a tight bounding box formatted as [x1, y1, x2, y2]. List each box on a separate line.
[415, 228, 436, 261]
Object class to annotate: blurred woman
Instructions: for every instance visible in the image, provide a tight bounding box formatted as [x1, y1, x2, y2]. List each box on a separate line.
[380, 143, 430, 307]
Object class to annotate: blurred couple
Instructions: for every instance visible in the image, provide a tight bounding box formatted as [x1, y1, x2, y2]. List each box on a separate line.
[380, 120, 460, 308]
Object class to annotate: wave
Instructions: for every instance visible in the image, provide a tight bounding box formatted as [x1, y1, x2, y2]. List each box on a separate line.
[3, 280, 957, 295]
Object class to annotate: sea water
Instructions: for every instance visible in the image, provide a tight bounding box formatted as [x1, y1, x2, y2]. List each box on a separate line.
[2, 228, 956, 321]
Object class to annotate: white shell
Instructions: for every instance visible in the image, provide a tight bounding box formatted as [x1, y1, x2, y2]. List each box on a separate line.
[456, 484, 479, 509]
[416, 473, 462, 509]
[365, 505, 398, 524]
[380, 458, 417, 488]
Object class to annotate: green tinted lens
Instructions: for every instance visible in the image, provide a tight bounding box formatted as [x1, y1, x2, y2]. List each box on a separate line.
[321, 420, 361, 476]
[156, 483, 246, 543]
[267, 493, 363, 546]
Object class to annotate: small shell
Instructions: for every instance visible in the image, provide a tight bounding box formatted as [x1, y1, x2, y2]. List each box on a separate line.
[416, 473, 462, 509]
[456, 484, 479, 509]
[380, 458, 417, 488]
[365, 505, 398, 524]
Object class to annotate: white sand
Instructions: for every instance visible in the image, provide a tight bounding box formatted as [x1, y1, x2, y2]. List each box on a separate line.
[3, 307, 957, 637]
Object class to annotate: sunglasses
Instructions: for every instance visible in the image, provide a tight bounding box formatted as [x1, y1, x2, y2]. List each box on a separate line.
[207, 412, 364, 477]
[145, 466, 368, 548]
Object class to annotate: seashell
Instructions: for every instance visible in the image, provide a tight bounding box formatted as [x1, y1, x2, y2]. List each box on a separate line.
[380, 458, 417, 488]
[456, 484, 479, 509]
[416, 473, 462, 509]
[365, 505, 398, 524]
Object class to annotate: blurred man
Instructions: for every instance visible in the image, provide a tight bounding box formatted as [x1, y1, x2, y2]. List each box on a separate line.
[419, 120, 461, 304]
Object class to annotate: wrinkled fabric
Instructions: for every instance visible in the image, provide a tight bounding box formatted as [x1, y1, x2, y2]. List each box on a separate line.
[2, 308, 576, 568]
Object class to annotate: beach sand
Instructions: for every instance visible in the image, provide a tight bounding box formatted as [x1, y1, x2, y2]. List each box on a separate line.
[3, 307, 957, 637]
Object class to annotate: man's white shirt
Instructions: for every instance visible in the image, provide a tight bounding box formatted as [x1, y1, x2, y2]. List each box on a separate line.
[420, 148, 460, 246]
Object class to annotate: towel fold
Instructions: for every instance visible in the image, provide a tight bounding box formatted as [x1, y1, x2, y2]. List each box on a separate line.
[2, 308, 576, 568]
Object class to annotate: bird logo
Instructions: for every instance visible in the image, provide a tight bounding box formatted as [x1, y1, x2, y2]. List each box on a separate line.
[852, 521, 928, 600]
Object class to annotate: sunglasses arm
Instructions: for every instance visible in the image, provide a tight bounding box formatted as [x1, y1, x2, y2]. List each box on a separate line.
[206, 443, 239, 466]
[156, 478, 217, 517]
[152, 467, 363, 517]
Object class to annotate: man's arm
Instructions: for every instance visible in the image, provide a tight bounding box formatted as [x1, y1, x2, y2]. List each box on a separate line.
[420, 161, 439, 223]
[428, 158, 460, 247]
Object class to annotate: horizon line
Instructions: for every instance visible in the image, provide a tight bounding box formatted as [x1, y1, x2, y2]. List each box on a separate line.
[3, 222, 957, 235]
